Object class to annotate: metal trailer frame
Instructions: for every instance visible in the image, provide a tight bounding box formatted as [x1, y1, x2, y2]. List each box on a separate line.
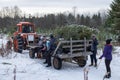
[52, 38, 92, 69]
[27, 37, 92, 70]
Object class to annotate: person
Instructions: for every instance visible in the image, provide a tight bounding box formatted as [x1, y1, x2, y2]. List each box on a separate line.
[89, 35, 98, 67]
[43, 37, 50, 64]
[99, 39, 112, 78]
[44, 34, 56, 67]
[6, 37, 13, 50]
[38, 36, 43, 47]
[22, 25, 30, 33]
[40, 36, 47, 58]
[46, 38, 50, 51]
[32, 36, 47, 58]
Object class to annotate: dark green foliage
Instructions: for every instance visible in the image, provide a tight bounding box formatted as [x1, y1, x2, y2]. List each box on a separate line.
[91, 13, 102, 28]
[53, 25, 94, 40]
[0, 6, 107, 43]
[107, 0, 120, 34]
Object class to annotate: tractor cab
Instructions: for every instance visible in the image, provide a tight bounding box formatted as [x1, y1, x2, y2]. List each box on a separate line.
[13, 22, 39, 53]
[22, 24, 34, 33]
[14, 22, 35, 34]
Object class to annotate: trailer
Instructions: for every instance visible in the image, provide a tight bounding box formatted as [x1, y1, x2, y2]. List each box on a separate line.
[27, 37, 92, 70]
[52, 38, 92, 70]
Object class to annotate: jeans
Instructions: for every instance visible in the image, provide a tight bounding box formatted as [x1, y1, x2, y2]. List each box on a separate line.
[90, 51, 97, 65]
[46, 49, 54, 66]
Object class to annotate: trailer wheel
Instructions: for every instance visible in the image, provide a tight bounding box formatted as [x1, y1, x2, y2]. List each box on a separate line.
[37, 52, 42, 58]
[13, 36, 23, 53]
[29, 49, 35, 58]
[77, 59, 86, 67]
[53, 57, 62, 70]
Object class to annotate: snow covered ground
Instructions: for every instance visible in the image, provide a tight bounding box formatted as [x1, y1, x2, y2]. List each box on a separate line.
[0, 37, 120, 80]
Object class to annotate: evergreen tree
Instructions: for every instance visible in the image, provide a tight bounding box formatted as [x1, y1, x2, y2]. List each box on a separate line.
[85, 16, 91, 27]
[108, 0, 120, 34]
[76, 14, 81, 25]
[80, 15, 85, 25]
[97, 12, 102, 27]
[91, 14, 98, 28]
[67, 13, 75, 24]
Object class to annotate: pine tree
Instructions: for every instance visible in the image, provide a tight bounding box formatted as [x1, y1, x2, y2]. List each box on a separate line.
[80, 15, 85, 25]
[108, 0, 120, 34]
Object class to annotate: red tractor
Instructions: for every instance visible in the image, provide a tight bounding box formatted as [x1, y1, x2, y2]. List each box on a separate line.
[13, 22, 39, 53]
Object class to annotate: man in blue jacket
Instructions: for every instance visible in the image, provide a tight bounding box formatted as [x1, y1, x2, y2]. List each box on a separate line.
[44, 34, 56, 67]
[99, 39, 112, 78]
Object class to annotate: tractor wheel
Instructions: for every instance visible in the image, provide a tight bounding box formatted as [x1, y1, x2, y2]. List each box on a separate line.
[29, 49, 35, 58]
[53, 57, 62, 70]
[13, 36, 23, 53]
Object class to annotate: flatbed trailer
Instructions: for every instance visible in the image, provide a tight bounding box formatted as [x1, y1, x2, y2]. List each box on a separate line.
[28, 38, 92, 70]
[52, 38, 92, 69]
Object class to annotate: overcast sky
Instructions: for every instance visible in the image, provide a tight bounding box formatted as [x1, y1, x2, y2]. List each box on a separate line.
[0, 0, 113, 15]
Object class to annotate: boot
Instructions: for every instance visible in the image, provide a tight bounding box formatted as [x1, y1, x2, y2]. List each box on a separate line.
[43, 61, 47, 64]
[94, 63, 97, 67]
[43, 60, 47, 64]
[89, 64, 93, 66]
[104, 72, 111, 78]
[46, 64, 51, 67]
[107, 72, 111, 78]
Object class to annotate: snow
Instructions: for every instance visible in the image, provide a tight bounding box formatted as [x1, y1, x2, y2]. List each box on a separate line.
[0, 35, 8, 48]
[0, 38, 120, 80]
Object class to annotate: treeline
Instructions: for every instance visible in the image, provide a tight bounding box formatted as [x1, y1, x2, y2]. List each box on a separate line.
[0, 6, 108, 33]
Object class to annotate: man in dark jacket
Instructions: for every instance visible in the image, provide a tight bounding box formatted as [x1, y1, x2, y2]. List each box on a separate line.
[99, 39, 112, 78]
[44, 34, 56, 67]
[89, 35, 98, 67]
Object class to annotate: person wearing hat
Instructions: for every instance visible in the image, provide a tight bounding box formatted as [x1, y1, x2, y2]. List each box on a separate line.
[99, 39, 113, 78]
[89, 35, 98, 67]
[44, 34, 56, 67]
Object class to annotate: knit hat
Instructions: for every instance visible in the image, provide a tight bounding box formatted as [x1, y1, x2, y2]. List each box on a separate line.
[50, 34, 53, 38]
[106, 39, 112, 44]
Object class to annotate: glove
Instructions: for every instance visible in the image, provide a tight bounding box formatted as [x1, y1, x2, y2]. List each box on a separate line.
[99, 57, 102, 59]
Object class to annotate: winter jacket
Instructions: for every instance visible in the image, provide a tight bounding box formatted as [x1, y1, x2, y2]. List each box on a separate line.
[46, 40, 50, 51]
[91, 38, 98, 53]
[99, 44, 112, 60]
[41, 41, 47, 51]
[49, 37, 56, 50]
